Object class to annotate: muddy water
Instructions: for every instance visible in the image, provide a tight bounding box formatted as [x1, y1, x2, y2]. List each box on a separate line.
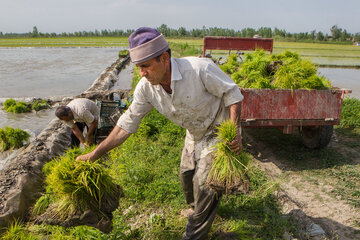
[0, 47, 123, 98]
[0, 47, 127, 167]
[318, 68, 360, 99]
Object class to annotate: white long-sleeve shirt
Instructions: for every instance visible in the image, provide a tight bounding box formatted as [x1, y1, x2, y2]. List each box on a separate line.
[117, 57, 243, 141]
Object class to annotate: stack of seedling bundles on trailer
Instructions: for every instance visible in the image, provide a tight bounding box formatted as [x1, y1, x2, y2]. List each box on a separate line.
[221, 50, 331, 90]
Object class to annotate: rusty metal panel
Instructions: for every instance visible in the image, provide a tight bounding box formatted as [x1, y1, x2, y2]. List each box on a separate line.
[203, 36, 273, 55]
[240, 89, 346, 127]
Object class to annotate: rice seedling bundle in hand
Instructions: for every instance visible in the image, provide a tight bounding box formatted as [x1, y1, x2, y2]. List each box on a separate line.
[206, 119, 251, 195]
[33, 147, 123, 232]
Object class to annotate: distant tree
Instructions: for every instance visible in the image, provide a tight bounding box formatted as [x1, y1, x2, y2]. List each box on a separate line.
[354, 33, 360, 42]
[158, 24, 170, 37]
[273, 28, 286, 38]
[316, 31, 324, 41]
[331, 25, 342, 40]
[32, 26, 38, 37]
[309, 30, 316, 40]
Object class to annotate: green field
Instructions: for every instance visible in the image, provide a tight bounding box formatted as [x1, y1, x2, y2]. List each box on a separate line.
[2, 37, 360, 67]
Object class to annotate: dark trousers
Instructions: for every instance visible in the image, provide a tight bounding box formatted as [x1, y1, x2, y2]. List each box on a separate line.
[70, 122, 88, 147]
[180, 132, 222, 240]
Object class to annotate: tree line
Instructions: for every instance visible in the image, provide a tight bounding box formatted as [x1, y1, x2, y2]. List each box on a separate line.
[1, 24, 359, 42]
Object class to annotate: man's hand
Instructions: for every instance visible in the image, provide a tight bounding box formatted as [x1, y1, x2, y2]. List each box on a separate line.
[76, 126, 131, 163]
[76, 152, 95, 162]
[83, 142, 89, 147]
[229, 127, 242, 154]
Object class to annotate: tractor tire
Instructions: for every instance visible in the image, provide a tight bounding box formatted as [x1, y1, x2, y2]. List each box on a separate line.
[299, 125, 333, 149]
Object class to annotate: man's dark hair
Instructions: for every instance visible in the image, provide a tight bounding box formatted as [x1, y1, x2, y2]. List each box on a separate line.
[55, 106, 71, 118]
[156, 48, 171, 61]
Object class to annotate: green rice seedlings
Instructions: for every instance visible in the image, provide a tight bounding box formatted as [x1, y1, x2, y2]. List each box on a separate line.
[36, 147, 121, 219]
[0, 218, 30, 240]
[206, 119, 251, 195]
[3, 98, 31, 113]
[0, 126, 30, 151]
[220, 54, 240, 74]
[31, 99, 50, 112]
[227, 49, 331, 90]
[118, 49, 129, 58]
[3, 98, 16, 109]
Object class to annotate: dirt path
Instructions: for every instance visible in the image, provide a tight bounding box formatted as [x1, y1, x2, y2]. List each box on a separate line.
[244, 128, 360, 240]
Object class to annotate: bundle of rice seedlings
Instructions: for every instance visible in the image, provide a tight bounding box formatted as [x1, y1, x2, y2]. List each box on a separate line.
[3, 98, 31, 113]
[31, 99, 50, 112]
[0, 126, 30, 151]
[118, 49, 129, 58]
[206, 119, 251, 195]
[34, 147, 122, 220]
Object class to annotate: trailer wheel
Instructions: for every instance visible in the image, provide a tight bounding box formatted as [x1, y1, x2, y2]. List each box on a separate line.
[299, 126, 333, 149]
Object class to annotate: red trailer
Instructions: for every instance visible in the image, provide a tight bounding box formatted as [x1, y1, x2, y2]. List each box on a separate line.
[240, 88, 351, 148]
[203, 36, 273, 56]
[203, 36, 351, 148]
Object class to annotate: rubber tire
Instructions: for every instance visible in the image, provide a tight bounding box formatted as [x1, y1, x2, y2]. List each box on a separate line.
[299, 125, 333, 149]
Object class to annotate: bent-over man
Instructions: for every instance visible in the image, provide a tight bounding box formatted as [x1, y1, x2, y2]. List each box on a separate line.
[76, 27, 243, 240]
[55, 98, 99, 147]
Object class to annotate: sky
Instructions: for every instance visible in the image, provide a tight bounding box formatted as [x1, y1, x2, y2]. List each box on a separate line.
[1, 0, 359, 35]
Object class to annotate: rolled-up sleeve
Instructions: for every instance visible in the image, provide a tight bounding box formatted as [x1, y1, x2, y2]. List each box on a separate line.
[116, 85, 153, 133]
[201, 61, 243, 107]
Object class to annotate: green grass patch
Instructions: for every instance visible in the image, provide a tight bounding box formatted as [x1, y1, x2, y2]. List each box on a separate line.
[340, 97, 360, 129]
[0, 126, 30, 151]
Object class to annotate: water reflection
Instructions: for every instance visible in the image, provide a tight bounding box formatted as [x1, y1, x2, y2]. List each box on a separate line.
[318, 68, 360, 99]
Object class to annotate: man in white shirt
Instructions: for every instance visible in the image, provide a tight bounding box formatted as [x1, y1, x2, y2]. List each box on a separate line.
[55, 98, 99, 147]
[76, 27, 243, 240]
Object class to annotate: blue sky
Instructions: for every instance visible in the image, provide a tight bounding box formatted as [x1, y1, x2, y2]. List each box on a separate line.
[1, 0, 359, 34]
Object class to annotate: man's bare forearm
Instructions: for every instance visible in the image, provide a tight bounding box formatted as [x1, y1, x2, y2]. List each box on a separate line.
[73, 126, 85, 143]
[87, 120, 98, 138]
[229, 101, 242, 126]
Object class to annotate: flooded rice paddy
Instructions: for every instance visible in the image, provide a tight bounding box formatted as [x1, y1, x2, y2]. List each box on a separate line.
[0, 47, 123, 99]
